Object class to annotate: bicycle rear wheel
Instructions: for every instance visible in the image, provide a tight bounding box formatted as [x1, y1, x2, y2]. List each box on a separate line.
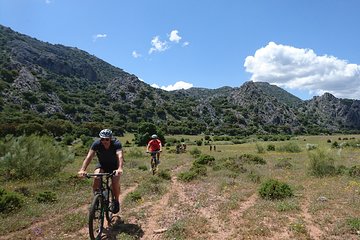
[89, 194, 104, 240]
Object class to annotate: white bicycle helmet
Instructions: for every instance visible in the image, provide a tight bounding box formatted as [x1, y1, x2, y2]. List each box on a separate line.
[151, 134, 158, 139]
[99, 129, 113, 138]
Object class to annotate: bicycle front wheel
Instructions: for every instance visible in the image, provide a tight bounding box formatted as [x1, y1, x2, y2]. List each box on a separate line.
[89, 194, 104, 240]
[151, 158, 157, 175]
[105, 189, 115, 223]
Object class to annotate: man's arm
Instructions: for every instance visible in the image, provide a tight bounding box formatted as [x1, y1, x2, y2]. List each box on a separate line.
[115, 150, 124, 176]
[78, 149, 95, 176]
[159, 140, 162, 152]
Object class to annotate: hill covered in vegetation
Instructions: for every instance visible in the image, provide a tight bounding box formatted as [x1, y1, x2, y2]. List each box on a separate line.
[1, 24, 360, 137]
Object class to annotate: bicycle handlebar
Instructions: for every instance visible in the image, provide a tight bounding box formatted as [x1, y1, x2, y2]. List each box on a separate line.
[85, 171, 116, 178]
[147, 150, 161, 153]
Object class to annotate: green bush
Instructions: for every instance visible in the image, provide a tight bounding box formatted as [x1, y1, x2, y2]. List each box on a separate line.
[349, 165, 360, 178]
[277, 142, 302, 153]
[255, 143, 265, 153]
[128, 191, 142, 202]
[275, 158, 293, 169]
[189, 147, 201, 157]
[0, 135, 74, 180]
[36, 191, 57, 203]
[0, 188, 24, 213]
[138, 165, 148, 171]
[158, 169, 171, 180]
[308, 149, 336, 177]
[267, 144, 276, 151]
[62, 134, 74, 145]
[259, 179, 293, 200]
[178, 171, 198, 182]
[239, 154, 266, 165]
[194, 154, 215, 165]
[80, 134, 93, 147]
[346, 217, 360, 232]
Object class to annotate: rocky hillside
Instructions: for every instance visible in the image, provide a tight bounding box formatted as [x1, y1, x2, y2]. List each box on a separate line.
[1, 24, 360, 137]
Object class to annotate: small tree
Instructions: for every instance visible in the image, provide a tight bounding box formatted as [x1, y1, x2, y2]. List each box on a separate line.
[0, 135, 74, 180]
[134, 122, 165, 146]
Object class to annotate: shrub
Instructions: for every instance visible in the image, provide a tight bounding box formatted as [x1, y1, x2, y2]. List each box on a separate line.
[349, 165, 360, 178]
[277, 142, 302, 153]
[331, 141, 340, 148]
[239, 154, 266, 165]
[306, 143, 318, 151]
[267, 144, 276, 151]
[194, 154, 215, 165]
[213, 157, 247, 173]
[346, 217, 360, 232]
[308, 149, 336, 177]
[190, 164, 207, 176]
[247, 170, 261, 183]
[189, 147, 201, 157]
[275, 158, 293, 169]
[0, 188, 24, 213]
[336, 165, 348, 175]
[36, 191, 57, 203]
[259, 179, 293, 200]
[62, 134, 74, 145]
[158, 169, 172, 180]
[128, 191, 142, 202]
[178, 171, 198, 182]
[80, 134, 93, 147]
[0, 135, 74, 180]
[255, 143, 265, 153]
[138, 165, 148, 171]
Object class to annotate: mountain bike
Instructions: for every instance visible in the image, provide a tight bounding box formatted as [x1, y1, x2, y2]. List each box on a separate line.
[86, 172, 116, 240]
[147, 150, 160, 175]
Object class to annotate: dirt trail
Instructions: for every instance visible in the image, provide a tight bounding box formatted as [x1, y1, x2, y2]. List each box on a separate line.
[71, 184, 139, 239]
[0, 184, 138, 240]
[140, 165, 187, 240]
[301, 196, 325, 239]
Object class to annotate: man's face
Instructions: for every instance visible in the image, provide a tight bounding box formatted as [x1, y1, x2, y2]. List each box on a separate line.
[100, 138, 111, 147]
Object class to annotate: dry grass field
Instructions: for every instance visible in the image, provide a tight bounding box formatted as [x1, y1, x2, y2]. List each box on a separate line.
[1, 134, 359, 240]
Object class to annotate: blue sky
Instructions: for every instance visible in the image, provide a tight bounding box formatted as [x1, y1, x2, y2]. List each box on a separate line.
[1, 0, 360, 100]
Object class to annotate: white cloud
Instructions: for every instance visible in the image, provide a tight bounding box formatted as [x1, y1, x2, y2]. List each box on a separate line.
[132, 51, 141, 58]
[151, 81, 193, 91]
[244, 42, 360, 99]
[169, 30, 182, 43]
[93, 34, 107, 42]
[182, 41, 190, 47]
[149, 36, 168, 54]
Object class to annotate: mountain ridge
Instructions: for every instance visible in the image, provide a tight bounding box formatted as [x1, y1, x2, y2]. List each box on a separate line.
[1, 24, 360, 136]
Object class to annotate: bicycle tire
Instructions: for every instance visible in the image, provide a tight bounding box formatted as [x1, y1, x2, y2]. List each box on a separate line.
[151, 157, 157, 175]
[105, 188, 115, 223]
[89, 194, 104, 240]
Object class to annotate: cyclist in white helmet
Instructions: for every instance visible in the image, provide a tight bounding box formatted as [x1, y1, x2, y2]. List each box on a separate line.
[146, 134, 162, 164]
[78, 129, 124, 213]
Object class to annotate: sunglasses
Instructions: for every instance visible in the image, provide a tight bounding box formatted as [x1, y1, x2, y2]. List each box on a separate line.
[100, 138, 110, 142]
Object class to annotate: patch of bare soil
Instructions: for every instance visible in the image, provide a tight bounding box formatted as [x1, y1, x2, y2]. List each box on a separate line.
[301, 196, 325, 239]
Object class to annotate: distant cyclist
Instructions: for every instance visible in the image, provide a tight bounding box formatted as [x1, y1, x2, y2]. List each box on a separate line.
[78, 129, 124, 213]
[146, 134, 162, 164]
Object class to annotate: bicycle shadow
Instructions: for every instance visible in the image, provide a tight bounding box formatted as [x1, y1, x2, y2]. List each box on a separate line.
[102, 216, 144, 239]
